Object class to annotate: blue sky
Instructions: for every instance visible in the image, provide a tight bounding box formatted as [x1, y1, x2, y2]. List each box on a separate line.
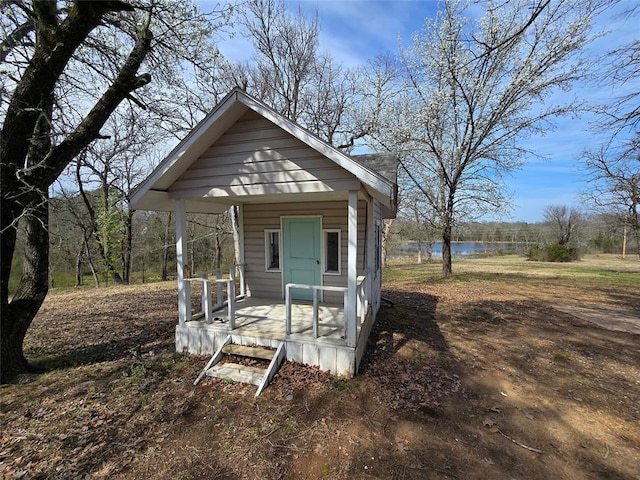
[214, 0, 638, 223]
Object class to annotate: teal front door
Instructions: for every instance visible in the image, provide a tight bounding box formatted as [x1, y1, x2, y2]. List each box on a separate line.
[282, 217, 321, 301]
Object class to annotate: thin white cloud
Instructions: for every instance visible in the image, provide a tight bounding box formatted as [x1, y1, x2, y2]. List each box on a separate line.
[205, 0, 637, 222]
[294, 0, 436, 66]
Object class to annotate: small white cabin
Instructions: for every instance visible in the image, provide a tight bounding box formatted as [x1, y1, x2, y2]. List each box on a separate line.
[130, 88, 398, 378]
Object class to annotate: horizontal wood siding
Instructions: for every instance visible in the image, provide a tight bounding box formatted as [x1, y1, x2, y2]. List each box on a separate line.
[243, 201, 366, 301]
[169, 112, 356, 196]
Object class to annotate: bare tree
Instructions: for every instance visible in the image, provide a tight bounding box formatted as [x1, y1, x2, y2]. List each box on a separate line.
[598, 3, 640, 132]
[73, 110, 154, 285]
[50, 185, 102, 288]
[543, 205, 582, 246]
[0, 0, 229, 383]
[301, 52, 357, 149]
[368, 0, 601, 276]
[227, 0, 365, 149]
[583, 137, 639, 255]
[240, 0, 319, 122]
[582, 4, 639, 255]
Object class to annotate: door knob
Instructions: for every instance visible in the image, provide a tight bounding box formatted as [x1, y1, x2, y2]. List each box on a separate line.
[315, 260, 320, 265]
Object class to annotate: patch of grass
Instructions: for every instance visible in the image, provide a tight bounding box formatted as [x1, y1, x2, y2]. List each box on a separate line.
[553, 352, 572, 362]
[162, 353, 187, 372]
[130, 364, 147, 379]
[385, 254, 640, 296]
[329, 379, 349, 392]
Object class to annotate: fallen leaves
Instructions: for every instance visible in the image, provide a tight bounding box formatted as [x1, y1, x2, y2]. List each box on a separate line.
[368, 358, 463, 412]
[482, 416, 543, 454]
[3, 258, 640, 479]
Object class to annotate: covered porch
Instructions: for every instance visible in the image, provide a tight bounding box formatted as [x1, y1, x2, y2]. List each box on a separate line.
[177, 268, 376, 377]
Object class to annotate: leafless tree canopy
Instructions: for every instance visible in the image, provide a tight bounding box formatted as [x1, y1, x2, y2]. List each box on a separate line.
[543, 205, 582, 246]
[366, 0, 601, 276]
[582, 3, 639, 253]
[0, 0, 230, 383]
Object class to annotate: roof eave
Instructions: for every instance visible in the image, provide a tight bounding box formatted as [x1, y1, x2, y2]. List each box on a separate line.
[129, 89, 247, 209]
[130, 88, 397, 212]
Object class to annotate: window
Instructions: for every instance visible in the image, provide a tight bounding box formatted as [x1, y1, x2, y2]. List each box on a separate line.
[265, 230, 280, 271]
[324, 229, 341, 274]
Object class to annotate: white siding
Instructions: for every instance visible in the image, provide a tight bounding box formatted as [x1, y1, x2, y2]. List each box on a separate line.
[169, 111, 357, 196]
[243, 201, 367, 302]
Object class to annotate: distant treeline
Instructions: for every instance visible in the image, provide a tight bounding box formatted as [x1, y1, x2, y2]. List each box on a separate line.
[7, 198, 635, 292]
[389, 216, 635, 257]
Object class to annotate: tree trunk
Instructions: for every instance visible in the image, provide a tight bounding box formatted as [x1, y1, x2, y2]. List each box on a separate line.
[426, 242, 433, 263]
[75, 242, 83, 287]
[1, 83, 53, 382]
[214, 234, 223, 269]
[0, 1, 150, 383]
[381, 219, 394, 268]
[0, 201, 21, 382]
[442, 222, 453, 277]
[1, 314, 34, 382]
[121, 209, 133, 284]
[1, 191, 49, 382]
[85, 236, 100, 288]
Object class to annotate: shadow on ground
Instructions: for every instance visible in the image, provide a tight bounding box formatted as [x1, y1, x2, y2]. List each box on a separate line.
[363, 288, 447, 359]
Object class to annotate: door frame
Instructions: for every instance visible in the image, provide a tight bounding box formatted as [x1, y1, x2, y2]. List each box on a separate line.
[280, 215, 323, 300]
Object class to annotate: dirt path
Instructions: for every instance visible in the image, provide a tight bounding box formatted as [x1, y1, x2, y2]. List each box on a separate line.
[554, 305, 640, 335]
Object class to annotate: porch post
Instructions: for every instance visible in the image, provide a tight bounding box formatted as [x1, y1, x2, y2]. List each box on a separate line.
[175, 199, 191, 326]
[346, 190, 358, 347]
[231, 204, 246, 296]
[366, 197, 375, 311]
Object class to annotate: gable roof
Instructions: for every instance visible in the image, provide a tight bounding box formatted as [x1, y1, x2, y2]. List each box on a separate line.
[129, 88, 397, 215]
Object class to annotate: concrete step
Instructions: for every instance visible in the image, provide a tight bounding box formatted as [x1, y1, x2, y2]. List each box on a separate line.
[205, 362, 266, 386]
[221, 344, 276, 360]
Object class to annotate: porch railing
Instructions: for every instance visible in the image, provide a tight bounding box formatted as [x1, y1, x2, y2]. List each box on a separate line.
[356, 274, 368, 323]
[184, 264, 245, 329]
[285, 274, 371, 347]
[285, 284, 348, 339]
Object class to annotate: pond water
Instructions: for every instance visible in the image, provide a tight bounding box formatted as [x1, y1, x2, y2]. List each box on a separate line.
[393, 241, 520, 259]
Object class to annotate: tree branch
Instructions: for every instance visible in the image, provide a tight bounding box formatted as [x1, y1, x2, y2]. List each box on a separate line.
[0, 18, 35, 63]
[26, 22, 153, 189]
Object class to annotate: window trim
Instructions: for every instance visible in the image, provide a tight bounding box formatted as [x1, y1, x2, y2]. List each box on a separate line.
[264, 229, 281, 272]
[323, 228, 341, 275]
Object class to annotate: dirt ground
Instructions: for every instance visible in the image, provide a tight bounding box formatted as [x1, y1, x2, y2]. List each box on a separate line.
[1, 255, 639, 479]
